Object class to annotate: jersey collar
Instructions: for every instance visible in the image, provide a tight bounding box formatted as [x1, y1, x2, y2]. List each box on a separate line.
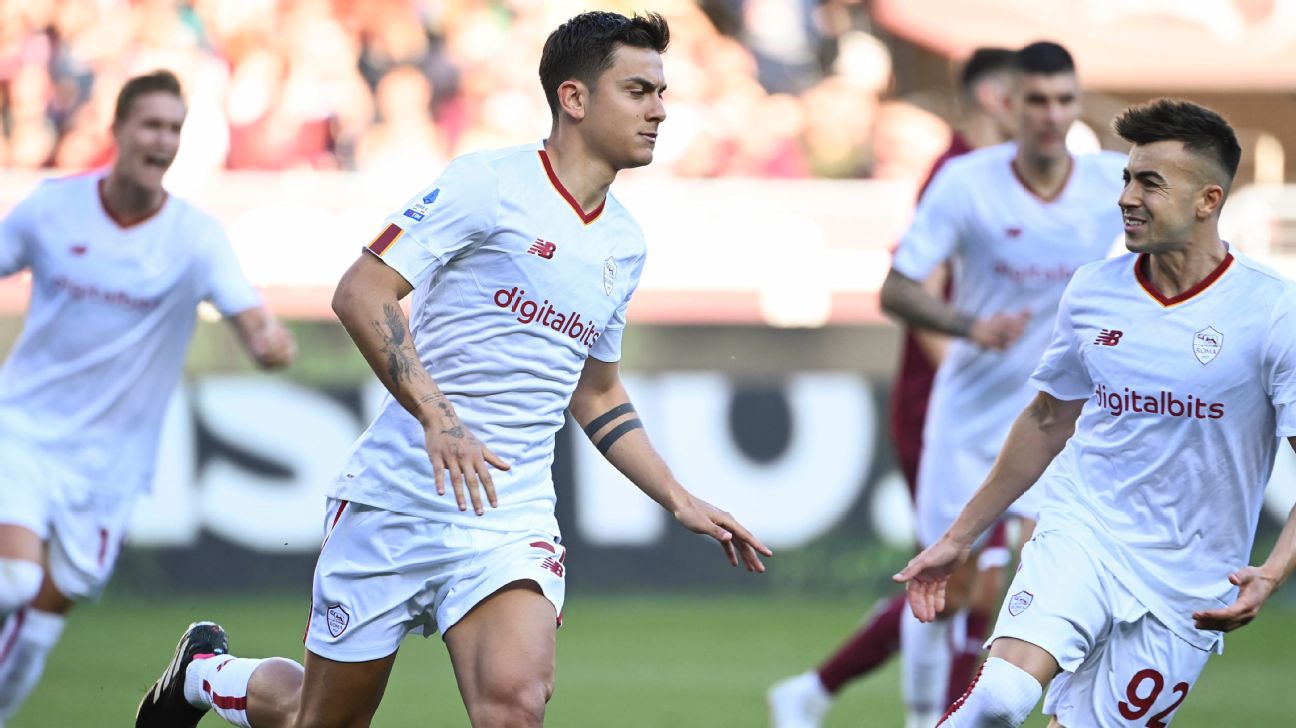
[1010, 155, 1073, 204]
[1135, 249, 1234, 307]
[98, 177, 168, 229]
[538, 149, 605, 225]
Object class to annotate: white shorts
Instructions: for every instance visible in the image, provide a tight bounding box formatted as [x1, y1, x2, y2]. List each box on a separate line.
[0, 438, 133, 601]
[305, 498, 567, 663]
[915, 439, 1043, 547]
[989, 529, 1210, 727]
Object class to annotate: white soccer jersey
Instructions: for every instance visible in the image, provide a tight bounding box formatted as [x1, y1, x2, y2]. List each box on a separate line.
[892, 143, 1126, 537]
[1030, 250, 1296, 652]
[0, 173, 261, 498]
[328, 142, 647, 534]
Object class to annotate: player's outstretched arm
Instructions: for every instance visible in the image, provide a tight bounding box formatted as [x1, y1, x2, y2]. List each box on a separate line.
[333, 252, 508, 515]
[568, 358, 772, 572]
[894, 391, 1083, 621]
[880, 268, 1029, 350]
[229, 306, 297, 369]
[1193, 437, 1296, 632]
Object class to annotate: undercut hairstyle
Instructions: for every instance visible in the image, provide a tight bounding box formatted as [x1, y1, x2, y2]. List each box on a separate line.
[539, 11, 670, 119]
[959, 47, 1017, 94]
[113, 70, 184, 126]
[1114, 98, 1242, 186]
[1016, 41, 1074, 75]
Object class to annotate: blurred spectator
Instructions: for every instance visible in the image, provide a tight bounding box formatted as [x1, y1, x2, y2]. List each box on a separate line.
[354, 64, 449, 193]
[800, 74, 878, 178]
[870, 100, 952, 190]
[0, 0, 942, 187]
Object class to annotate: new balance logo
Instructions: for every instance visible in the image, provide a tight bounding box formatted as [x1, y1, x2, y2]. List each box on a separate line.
[533, 540, 567, 578]
[528, 239, 557, 259]
[1094, 329, 1124, 346]
[542, 556, 565, 578]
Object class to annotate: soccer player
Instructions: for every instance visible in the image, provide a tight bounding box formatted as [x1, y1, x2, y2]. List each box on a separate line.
[879, 41, 1126, 727]
[896, 98, 1296, 727]
[0, 70, 295, 724]
[136, 12, 771, 728]
[767, 46, 1020, 728]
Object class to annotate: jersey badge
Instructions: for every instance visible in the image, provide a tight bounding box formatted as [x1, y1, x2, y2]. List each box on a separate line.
[1094, 329, 1124, 347]
[325, 604, 350, 637]
[1193, 326, 1223, 365]
[527, 238, 557, 259]
[422, 188, 440, 205]
[1007, 590, 1033, 616]
[602, 256, 617, 296]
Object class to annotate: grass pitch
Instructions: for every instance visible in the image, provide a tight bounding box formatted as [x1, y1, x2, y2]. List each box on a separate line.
[16, 591, 1296, 727]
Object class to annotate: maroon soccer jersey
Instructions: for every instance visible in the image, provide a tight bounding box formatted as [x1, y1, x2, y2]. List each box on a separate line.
[888, 133, 972, 495]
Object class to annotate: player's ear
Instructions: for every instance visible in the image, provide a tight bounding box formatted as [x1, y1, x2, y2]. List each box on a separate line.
[557, 79, 588, 122]
[1197, 183, 1225, 220]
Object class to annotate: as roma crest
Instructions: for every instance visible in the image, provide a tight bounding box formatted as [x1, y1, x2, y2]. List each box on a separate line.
[1008, 590, 1034, 616]
[326, 604, 350, 637]
[1193, 326, 1223, 365]
[602, 256, 617, 296]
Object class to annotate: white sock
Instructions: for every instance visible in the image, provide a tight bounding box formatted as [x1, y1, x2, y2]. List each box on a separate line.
[949, 610, 968, 656]
[185, 653, 262, 728]
[0, 608, 66, 722]
[901, 608, 953, 725]
[767, 670, 832, 726]
[0, 559, 42, 617]
[939, 657, 1042, 727]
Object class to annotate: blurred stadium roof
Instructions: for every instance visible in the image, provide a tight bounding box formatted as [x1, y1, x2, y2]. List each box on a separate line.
[874, 0, 1296, 90]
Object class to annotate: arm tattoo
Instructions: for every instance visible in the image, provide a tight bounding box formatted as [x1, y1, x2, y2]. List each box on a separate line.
[595, 418, 644, 455]
[414, 392, 464, 438]
[583, 403, 636, 438]
[382, 303, 406, 346]
[371, 302, 419, 384]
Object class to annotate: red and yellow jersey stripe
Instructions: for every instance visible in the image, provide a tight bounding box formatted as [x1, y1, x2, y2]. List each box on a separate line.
[367, 224, 403, 257]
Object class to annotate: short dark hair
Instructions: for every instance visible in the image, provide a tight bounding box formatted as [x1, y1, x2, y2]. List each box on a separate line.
[539, 11, 670, 119]
[960, 47, 1017, 93]
[113, 70, 184, 126]
[1113, 98, 1242, 185]
[1017, 41, 1074, 75]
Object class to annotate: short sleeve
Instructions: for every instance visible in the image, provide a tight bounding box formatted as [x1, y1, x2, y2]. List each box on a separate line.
[891, 163, 968, 281]
[589, 254, 645, 363]
[202, 223, 261, 316]
[365, 155, 500, 289]
[0, 186, 40, 276]
[1263, 287, 1296, 436]
[1029, 274, 1093, 401]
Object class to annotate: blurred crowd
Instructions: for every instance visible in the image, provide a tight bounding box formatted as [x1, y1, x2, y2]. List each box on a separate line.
[0, 0, 952, 188]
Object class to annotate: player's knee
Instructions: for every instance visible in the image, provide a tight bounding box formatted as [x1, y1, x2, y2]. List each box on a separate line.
[936, 591, 968, 618]
[250, 657, 305, 725]
[469, 677, 550, 728]
[0, 558, 44, 616]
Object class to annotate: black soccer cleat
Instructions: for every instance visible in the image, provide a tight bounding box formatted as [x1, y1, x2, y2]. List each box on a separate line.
[135, 621, 229, 728]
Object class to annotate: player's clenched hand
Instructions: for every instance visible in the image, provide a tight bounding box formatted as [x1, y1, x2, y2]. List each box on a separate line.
[251, 319, 297, 369]
[420, 397, 510, 516]
[673, 495, 773, 573]
[969, 309, 1030, 350]
[892, 538, 972, 622]
[1191, 566, 1281, 633]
